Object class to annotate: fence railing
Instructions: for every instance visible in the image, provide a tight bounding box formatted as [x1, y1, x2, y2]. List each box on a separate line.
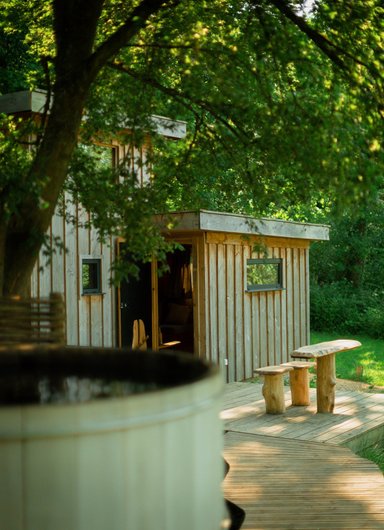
[0, 292, 66, 345]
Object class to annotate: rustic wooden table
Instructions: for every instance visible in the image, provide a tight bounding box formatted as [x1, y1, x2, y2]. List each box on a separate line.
[291, 339, 361, 413]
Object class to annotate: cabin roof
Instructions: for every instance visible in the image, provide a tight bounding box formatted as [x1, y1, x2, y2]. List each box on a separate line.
[0, 90, 187, 139]
[0, 89, 48, 114]
[156, 210, 330, 241]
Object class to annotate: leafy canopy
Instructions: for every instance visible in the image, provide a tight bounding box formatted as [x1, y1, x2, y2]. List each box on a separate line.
[0, 0, 383, 288]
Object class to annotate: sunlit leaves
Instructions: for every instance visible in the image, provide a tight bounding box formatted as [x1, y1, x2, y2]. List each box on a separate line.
[67, 141, 176, 280]
[0, 0, 53, 90]
[311, 0, 384, 108]
[1, 0, 384, 280]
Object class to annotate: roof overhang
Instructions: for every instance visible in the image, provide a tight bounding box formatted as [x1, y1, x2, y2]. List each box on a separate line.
[0, 89, 48, 114]
[0, 90, 187, 140]
[150, 115, 186, 139]
[156, 210, 330, 241]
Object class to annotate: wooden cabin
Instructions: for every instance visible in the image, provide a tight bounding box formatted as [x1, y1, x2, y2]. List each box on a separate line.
[0, 89, 186, 348]
[31, 204, 329, 383]
[1, 91, 329, 382]
[138, 211, 329, 382]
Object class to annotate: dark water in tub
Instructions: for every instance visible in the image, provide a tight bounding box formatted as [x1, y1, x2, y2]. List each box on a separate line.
[0, 348, 209, 405]
[0, 375, 166, 405]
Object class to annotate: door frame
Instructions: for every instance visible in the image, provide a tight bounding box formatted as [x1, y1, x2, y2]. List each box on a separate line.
[116, 237, 199, 353]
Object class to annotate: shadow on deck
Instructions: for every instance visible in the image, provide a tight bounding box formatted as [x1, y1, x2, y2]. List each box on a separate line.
[222, 382, 384, 530]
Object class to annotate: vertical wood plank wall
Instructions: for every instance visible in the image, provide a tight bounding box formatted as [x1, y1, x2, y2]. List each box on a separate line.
[31, 194, 116, 347]
[31, 197, 312, 361]
[30, 141, 148, 347]
[203, 233, 311, 382]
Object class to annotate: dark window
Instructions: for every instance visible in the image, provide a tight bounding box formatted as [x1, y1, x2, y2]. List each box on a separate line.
[82, 258, 102, 295]
[246, 258, 283, 292]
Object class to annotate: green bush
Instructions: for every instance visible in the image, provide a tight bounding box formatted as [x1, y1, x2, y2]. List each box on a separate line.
[310, 282, 361, 333]
[364, 306, 384, 338]
[310, 282, 384, 338]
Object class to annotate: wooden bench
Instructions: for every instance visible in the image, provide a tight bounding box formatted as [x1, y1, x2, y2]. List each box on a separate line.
[254, 365, 293, 414]
[281, 361, 314, 406]
[0, 293, 66, 345]
[291, 339, 361, 413]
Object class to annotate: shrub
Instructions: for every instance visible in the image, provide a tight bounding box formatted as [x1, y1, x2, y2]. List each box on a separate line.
[310, 282, 384, 338]
[363, 306, 384, 338]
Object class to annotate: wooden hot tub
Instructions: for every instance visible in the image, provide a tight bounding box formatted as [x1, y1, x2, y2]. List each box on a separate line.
[0, 346, 224, 530]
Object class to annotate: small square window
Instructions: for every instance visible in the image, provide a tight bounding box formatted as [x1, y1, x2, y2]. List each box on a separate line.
[82, 258, 102, 295]
[246, 258, 283, 292]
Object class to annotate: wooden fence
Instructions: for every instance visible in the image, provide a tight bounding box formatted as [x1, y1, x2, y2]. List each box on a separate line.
[0, 293, 66, 345]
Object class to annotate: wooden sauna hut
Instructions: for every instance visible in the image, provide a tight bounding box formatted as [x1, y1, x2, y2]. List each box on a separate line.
[141, 210, 329, 383]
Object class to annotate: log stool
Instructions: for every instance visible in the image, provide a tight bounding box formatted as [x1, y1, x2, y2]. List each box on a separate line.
[281, 361, 314, 406]
[254, 365, 293, 414]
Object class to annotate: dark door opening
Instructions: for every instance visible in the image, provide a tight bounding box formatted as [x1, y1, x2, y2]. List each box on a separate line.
[158, 245, 194, 353]
[119, 252, 152, 348]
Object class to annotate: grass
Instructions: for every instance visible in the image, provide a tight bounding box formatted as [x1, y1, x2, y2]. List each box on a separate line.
[358, 443, 384, 474]
[310, 331, 384, 388]
[311, 331, 384, 472]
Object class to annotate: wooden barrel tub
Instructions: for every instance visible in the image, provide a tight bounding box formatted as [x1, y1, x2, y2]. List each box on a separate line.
[0, 346, 224, 530]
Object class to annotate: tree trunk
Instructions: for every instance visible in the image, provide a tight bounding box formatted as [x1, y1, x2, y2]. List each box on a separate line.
[2, 85, 90, 296]
[1, 0, 103, 296]
[0, 0, 175, 296]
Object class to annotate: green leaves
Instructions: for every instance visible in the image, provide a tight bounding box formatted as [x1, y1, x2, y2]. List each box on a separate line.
[67, 141, 176, 280]
[1, 0, 384, 289]
[0, 115, 36, 220]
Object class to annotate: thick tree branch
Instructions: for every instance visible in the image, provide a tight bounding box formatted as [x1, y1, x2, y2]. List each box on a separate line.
[88, 0, 182, 78]
[264, 0, 383, 112]
[265, 0, 379, 75]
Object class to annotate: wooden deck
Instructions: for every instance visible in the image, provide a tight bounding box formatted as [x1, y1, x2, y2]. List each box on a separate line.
[222, 382, 384, 452]
[222, 382, 384, 530]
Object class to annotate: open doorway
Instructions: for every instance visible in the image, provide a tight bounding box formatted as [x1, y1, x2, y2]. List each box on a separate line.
[118, 245, 152, 348]
[117, 243, 194, 353]
[158, 245, 194, 353]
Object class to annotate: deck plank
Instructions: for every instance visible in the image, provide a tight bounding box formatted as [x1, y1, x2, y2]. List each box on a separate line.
[222, 383, 384, 529]
[222, 382, 384, 450]
[223, 431, 384, 530]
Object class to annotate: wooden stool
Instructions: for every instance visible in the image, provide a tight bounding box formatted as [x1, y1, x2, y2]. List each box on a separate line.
[281, 361, 313, 406]
[254, 365, 293, 414]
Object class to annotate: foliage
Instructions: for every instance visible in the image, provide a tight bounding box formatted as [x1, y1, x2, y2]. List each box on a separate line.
[0, 0, 383, 294]
[310, 201, 384, 286]
[0, 116, 41, 222]
[67, 142, 178, 279]
[309, 197, 384, 337]
[105, 0, 384, 216]
[310, 282, 384, 338]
